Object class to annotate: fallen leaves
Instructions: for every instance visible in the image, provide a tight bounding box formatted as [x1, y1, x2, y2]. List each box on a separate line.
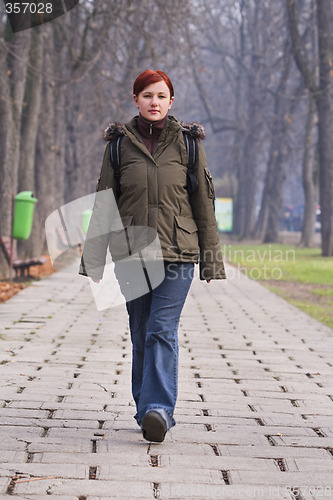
[0, 255, 55, 304]
[0, 281, 26, 303]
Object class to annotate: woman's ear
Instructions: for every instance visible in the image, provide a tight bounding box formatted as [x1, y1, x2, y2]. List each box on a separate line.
[133, 94, 139, 108]
[169, 96, 174, 109]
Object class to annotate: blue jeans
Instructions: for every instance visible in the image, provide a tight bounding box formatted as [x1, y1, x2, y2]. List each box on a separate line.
[125, 262, 194, 429]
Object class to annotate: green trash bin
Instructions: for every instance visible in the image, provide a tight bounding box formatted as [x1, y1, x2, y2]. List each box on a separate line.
[82, 209, 92, 235]
[12, 191, 38, 240]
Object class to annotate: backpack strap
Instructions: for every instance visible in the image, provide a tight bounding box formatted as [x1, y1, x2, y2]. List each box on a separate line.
[182, 131, 199, 194]
[110, 135, 123, 198]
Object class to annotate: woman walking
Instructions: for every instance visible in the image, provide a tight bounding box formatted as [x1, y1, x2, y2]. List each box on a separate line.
[80, 70, 226, 442]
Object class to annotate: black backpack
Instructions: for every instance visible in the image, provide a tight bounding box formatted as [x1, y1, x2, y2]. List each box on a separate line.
[109, 131, 199, 199]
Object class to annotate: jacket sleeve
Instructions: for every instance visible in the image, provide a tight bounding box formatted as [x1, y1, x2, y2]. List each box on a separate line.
[79, 143, 116, 279]
[190, 142, 226, 280]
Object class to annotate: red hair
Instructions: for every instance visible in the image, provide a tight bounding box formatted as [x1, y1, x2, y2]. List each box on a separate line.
[133, 70, 174, 98]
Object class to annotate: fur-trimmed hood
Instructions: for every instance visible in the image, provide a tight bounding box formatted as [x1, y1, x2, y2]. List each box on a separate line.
[103, 122, 124, 142]
[103, 116, 205, 142]
[180, 121, 205, 141]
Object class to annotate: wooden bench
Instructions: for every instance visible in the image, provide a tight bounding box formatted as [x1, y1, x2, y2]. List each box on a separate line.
[56, 226, 83, 256]
[0, 236, 46, 279]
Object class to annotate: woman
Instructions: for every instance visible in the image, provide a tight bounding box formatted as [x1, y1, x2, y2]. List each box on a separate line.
[80, 70, 226, 443]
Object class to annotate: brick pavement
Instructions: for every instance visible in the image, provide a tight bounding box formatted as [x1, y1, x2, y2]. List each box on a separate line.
[0, 263, 333, 499]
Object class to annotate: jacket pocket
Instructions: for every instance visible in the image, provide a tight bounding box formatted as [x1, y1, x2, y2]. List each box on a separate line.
[204, 167, 215, 199]
[109, 215, 134, 260]
[174, 215, 199, 255]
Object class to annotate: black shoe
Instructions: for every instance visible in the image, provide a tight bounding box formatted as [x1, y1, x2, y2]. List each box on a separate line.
[141, 410, 167, 443]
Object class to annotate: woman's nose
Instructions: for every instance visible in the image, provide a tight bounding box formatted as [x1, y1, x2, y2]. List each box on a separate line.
[151, 96, 158, 106]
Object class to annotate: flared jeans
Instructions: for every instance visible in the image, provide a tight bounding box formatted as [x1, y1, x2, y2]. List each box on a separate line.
[126, 262, 194, 429]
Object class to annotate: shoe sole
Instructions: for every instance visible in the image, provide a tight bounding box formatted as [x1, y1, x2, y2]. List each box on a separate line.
[142, 411, 167, 443]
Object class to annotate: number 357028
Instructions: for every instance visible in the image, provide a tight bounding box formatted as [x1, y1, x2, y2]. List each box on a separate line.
[5, 3, 53, 14]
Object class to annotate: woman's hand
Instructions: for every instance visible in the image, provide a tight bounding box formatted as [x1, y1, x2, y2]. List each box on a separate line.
[91, 278, 100, 283]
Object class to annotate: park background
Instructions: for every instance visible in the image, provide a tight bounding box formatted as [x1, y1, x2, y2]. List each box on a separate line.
[0, 0, 332, 325]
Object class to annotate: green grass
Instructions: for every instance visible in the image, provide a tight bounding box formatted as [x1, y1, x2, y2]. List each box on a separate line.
[224, 243, 333, 285]
[313, 288, 333, 297]
[225, 243, 333, 329]
[266, 284, 333, 330]
[289, 300, 333, 329]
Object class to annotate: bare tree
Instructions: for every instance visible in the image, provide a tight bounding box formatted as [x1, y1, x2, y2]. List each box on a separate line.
[255, 53, 303, 243]
[184, 0, 304, 240]
[17, 29, 44, 258]
[0, 23, 31, 275]
[299, 94, 318, 247]
[287, 0, 333, 256]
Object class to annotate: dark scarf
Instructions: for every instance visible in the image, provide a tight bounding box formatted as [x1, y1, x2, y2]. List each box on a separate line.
[137, 113, 168, 155]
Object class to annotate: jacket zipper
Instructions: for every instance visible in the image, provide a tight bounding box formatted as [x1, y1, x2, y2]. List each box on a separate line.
[150, 123, 154, 155]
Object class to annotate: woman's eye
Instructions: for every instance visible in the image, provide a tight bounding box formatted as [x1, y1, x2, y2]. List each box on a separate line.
[141, 94, 167, 99]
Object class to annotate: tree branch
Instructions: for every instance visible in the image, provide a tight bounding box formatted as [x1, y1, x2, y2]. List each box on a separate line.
[286, 0, 319, 95]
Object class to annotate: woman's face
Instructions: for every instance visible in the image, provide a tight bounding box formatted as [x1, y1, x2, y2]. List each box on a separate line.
[133, 80, 174, 122]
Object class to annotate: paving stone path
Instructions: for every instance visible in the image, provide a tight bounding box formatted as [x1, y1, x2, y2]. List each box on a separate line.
[1, 263, 333, 499]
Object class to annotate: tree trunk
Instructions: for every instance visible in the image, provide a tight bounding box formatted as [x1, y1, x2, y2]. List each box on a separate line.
[234, 122, 259, 238]
[233, 2, 263, 238]
[64, 91, 82, 204]
[34, 26, 57, 254]
[256, 55, 296, 243]
[263, 147, 287, 243]
[0, 43, 13, 238]
[254, 149, 278, 241]
[0, 27, 31, 277]
[287, 0, 333, 255]
[18, 30, 44, 192]
[6, 29, 31, 195]
[18, 30, 44, 258]
[299, 95, 318, 247]
[316, 0, 333, 256]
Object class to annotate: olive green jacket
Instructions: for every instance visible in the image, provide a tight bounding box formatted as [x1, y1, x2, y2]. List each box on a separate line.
[80, 116, 226, 280]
